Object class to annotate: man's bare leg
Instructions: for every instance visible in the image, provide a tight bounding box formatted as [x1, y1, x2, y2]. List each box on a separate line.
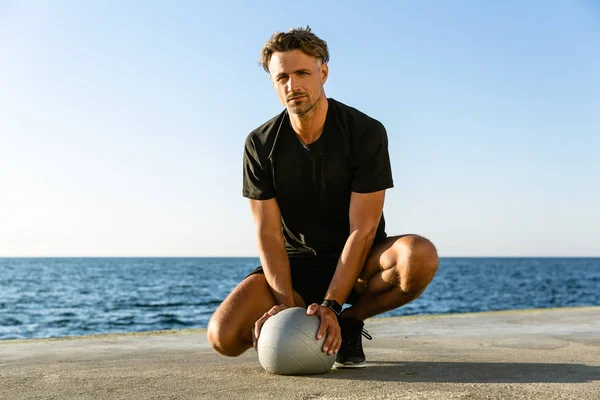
[207, 273, 305, 356]
[343, 234, 439, 321]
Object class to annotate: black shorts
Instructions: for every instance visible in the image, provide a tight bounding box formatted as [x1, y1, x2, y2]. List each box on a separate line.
[246, 258, 360, 307]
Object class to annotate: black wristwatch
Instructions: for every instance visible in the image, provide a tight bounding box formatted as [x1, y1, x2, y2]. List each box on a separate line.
[321, 299, 343, 316]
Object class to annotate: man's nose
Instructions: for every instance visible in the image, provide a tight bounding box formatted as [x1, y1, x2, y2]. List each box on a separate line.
[286, 76, 298, 93]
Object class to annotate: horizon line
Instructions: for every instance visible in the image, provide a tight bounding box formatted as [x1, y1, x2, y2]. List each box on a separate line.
[0, 256, 599, 259]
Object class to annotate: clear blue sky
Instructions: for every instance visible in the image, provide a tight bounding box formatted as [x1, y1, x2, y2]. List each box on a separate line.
[1, 1, 598, 257]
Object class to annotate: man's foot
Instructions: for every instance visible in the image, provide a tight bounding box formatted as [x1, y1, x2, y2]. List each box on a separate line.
[334, 317, 372, 368]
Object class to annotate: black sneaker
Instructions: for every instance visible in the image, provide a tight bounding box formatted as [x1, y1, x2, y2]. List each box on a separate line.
[334, 317, 372, 368]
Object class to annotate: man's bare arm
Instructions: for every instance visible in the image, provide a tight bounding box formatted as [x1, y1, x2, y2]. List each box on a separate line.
[325, 190, 386, 304]
[248, 198, 295, 306]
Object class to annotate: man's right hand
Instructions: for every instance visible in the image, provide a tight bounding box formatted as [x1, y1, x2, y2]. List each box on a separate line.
[252, 304, 291, 350]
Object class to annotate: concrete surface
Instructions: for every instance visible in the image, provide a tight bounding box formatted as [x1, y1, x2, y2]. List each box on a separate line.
[0, 307, 598, 400]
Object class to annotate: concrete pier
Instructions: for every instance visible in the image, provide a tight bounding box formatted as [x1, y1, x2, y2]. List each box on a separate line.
[1, 307, 598, 399]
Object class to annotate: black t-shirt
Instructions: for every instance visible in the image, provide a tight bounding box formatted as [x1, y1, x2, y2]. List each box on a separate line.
[243, 98, 394, 260]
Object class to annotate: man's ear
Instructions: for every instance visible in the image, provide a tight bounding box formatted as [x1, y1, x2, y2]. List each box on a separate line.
[320, 63, 329, 84]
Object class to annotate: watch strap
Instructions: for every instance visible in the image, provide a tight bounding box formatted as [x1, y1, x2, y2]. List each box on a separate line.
[321, 299, 342, 316]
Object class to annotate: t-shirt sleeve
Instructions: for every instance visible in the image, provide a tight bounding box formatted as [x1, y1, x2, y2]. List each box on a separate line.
[242, 135, 275, 200]
[351, 121, 394, 193]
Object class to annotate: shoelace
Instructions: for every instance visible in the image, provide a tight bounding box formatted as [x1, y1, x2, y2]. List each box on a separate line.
[347, 327, 372, 345]
[361, 328, 373, 341]
[346, 327, 372, 353]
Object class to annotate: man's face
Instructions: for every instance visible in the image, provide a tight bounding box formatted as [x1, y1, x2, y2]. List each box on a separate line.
[268, 49, 328, 116]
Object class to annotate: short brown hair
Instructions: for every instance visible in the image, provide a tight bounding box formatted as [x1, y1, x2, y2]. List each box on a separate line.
[259, 26, 330, 73]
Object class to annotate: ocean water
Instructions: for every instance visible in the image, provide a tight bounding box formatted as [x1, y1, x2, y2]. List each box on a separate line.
[0, 257, 599, 340]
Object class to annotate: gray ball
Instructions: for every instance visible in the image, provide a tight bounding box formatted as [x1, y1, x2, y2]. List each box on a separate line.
[257, 307, 336, 375]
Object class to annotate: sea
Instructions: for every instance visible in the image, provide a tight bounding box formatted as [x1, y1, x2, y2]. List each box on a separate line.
[1, 257, 599, 341]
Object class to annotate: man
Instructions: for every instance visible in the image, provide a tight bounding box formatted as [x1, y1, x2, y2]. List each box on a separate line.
[208, 26, 439, 368]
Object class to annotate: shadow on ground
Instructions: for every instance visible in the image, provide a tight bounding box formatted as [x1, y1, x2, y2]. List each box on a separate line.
[305, 361, 600, 383]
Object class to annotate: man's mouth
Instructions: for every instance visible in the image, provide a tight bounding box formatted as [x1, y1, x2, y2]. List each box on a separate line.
[288, 95, 305, 102]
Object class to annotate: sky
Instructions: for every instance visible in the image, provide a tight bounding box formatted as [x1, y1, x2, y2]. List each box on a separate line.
[1, 1, 598, 257]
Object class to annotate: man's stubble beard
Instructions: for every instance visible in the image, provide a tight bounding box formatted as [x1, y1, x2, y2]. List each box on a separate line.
[288, 93, 322, 117]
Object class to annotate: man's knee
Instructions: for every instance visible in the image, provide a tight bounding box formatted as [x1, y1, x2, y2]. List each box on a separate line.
[207, 316, 246, 357]
[395, 234, 439, 296]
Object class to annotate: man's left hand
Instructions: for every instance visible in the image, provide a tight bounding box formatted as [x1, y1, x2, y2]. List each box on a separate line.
[306, 303, 341, 355]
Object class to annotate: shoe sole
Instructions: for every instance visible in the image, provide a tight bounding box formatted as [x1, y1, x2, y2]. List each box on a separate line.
[333, 361, 367, 369]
